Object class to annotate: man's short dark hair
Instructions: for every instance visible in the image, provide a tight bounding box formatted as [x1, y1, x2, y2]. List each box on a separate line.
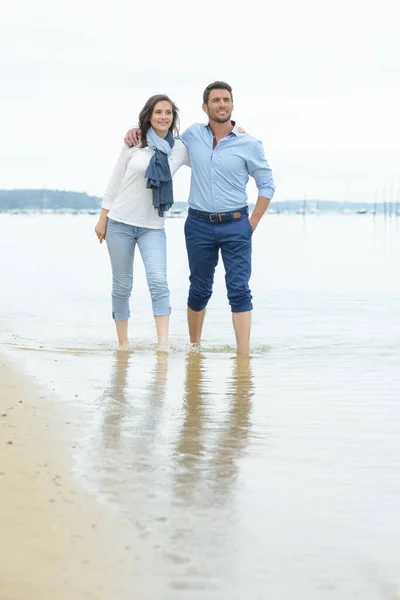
[203, 81, 233, 104]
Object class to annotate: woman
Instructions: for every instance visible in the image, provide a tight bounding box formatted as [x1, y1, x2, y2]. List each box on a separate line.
[95, 94, 190, 349]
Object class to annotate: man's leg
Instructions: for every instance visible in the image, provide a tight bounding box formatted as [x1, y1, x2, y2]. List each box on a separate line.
[219, 215, 253, 355]
[232, 311, 252, 355]
[187, 307, 206, 346]
[184, 215, 219, 346]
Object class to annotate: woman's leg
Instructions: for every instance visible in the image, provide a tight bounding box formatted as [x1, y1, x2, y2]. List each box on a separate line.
[115, 320, 129, 349]
[106, 220, 136, 348]
[137, 227, 170, 346]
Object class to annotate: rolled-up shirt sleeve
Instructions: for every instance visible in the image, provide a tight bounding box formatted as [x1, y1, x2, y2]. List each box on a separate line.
[102, 144, 131, 210]
[246, 141, 275, 199]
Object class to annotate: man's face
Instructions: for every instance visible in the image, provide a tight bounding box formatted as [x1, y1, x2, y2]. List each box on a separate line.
[203, 89, 233, 124]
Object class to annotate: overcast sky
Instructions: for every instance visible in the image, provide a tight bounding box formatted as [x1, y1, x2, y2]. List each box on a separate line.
[1, 0, 399, 204]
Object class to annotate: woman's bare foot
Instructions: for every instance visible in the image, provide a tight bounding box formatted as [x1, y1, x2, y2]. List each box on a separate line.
[118, 343, 130, 351]
[156, 341, 170, 353]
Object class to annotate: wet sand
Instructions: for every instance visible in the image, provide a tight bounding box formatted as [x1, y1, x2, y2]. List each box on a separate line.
[0, 356, 161, 600]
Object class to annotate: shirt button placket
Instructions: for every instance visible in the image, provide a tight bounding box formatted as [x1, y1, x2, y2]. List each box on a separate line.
[210, 151, 217, 210]
[210, 151, 215, 211]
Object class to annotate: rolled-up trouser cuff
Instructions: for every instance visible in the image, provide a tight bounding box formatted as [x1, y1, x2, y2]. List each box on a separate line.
[113, 310, 131, 321]
[187, 298, 208, 312]
[231, 302, 253, 313]
[112, 310, 130, 321]
[153, 307, 171, 317]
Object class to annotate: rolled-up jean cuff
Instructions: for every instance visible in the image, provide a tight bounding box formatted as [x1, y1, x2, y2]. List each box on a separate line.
[154, 307, 171, 317]
[231, 303, 253, 313]
[112, 310, 130, 321]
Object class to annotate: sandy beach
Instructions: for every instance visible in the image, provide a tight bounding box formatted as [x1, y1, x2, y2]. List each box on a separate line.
[0, 356, 161, 600]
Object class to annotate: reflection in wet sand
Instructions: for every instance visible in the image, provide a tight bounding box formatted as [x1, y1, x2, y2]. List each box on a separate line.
[101, 350, 131, 450]
[167, 354, 254, 591]
[96, 350, 256, 591]
[174, 354, 253, 507]
[174, 352, 208, 504]
[97, 351, 170, 513]
[140, 352, 169, 446]
[210, 356, 254, 502]
[101, 351, 169, 451]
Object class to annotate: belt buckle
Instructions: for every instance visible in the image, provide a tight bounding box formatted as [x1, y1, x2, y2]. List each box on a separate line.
[209, 212, 226, 223]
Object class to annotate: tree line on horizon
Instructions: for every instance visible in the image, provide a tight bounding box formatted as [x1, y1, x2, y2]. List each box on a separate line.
[0, 189, 100, 210]
[0, 189, 394, 214]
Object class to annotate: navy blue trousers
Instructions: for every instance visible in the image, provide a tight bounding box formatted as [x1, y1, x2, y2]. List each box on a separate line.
[184, 213, 253, 313]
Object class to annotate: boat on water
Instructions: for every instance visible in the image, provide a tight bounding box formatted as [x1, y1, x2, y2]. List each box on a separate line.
[166, 208, 185, 218]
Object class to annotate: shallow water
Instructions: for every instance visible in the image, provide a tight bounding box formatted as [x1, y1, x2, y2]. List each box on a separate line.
[1, 213, 400, 598]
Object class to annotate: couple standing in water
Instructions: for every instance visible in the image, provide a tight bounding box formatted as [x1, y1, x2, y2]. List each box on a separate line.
[95, 80, 275, 355]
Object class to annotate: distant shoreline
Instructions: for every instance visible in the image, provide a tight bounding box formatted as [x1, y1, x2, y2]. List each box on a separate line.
[1, 189, 398, 216]
[0, 206, 397, 216]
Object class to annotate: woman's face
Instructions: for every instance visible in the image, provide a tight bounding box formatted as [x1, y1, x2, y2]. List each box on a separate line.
[150, 101, 173, 138]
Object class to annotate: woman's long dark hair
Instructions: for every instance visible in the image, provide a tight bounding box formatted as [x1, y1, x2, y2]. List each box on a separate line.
[138, 94, 180, 148]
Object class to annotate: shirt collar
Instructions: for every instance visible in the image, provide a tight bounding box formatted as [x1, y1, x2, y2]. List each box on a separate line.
[230, 122, 240, 136]
[204, 121, 239, 137]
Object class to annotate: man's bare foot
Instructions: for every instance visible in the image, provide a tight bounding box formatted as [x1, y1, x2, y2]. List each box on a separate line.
[189, 342, 201, 352]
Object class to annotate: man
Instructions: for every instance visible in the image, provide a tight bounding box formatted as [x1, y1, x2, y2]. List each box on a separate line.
[125, 81, 275, 355]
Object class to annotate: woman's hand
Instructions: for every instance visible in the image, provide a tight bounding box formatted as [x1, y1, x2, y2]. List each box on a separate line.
[95, 216, 108, 244]
[124, 128, 141, 146]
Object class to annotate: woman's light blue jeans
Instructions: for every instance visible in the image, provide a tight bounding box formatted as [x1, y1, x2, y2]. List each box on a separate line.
[106, 218, 170, 321]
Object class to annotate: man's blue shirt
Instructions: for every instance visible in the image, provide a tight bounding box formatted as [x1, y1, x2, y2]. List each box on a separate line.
[179, 122, 275, 213]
